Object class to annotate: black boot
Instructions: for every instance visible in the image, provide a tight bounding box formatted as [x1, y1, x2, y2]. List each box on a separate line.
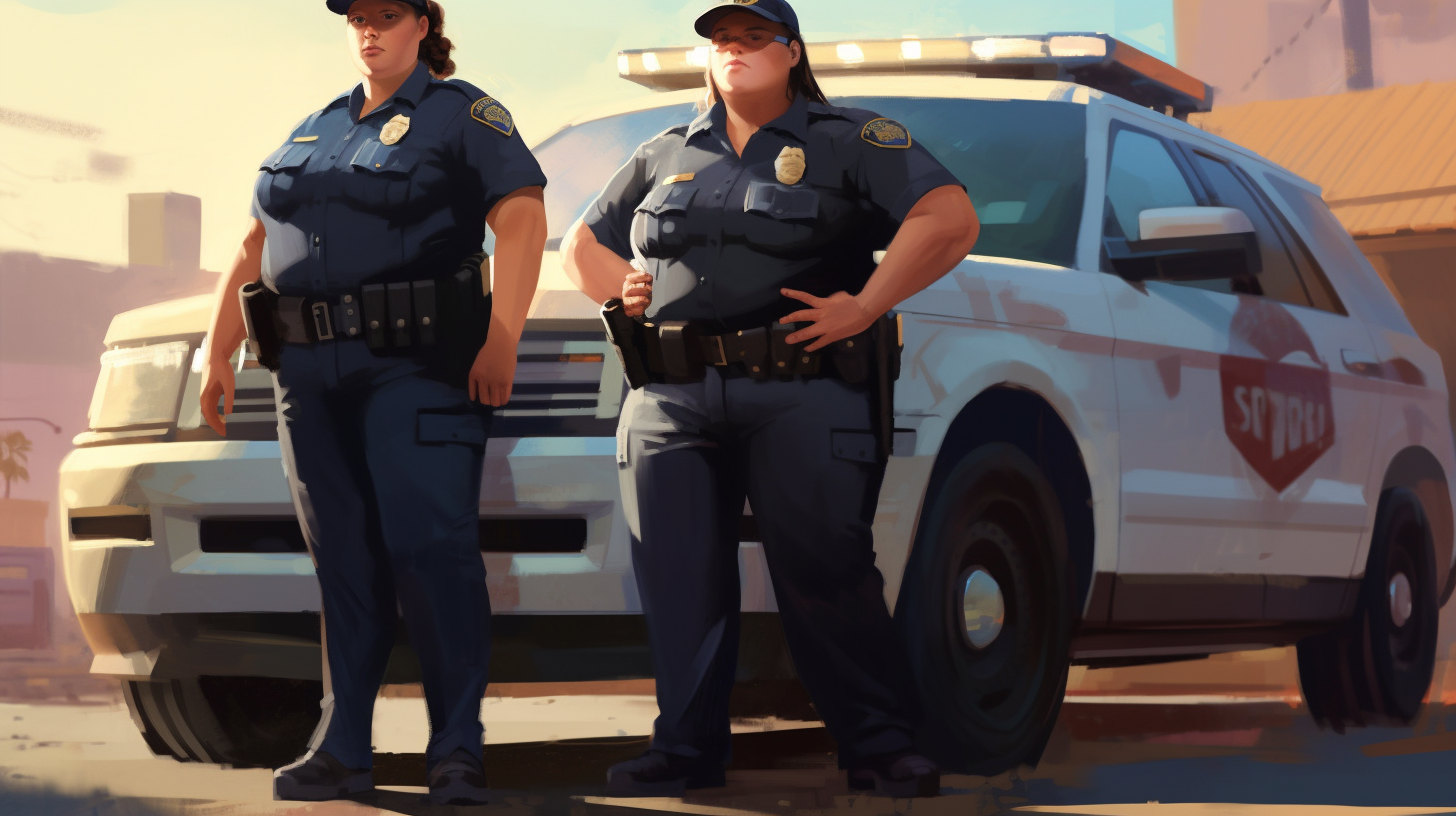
[273, 751, 373, 801]
[426, 747, 490, 806]
[847, 750, 940, 798]
[604, 750, 727, 796]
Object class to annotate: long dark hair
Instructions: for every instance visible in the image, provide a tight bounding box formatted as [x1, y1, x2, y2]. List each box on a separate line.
[415, 1, 456, 78]
[699, 35, 828, 113]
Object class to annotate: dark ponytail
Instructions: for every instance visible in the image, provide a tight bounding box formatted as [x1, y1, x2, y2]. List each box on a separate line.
[417, 1, 456, 78]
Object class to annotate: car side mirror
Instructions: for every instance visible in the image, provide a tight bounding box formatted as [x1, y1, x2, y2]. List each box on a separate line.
[1105, 206, 1262, 283]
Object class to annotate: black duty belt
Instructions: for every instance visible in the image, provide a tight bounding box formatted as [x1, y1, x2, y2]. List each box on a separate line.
[276, 278, 446, 349]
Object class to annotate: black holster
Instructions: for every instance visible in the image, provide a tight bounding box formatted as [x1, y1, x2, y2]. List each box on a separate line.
[601, 298, 651, 390]
[870, 312, 904, 463]
[239, 280, 283, 371]
[419, 252, 493, 389]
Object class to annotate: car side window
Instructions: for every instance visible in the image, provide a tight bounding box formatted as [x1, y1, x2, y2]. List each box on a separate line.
[1188, 152, 1313, 309]
[1103, 129, 1198, 242]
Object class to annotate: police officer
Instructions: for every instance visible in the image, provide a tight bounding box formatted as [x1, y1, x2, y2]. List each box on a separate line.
[198, 0, 547, 805]
[562, 0, 980, 798]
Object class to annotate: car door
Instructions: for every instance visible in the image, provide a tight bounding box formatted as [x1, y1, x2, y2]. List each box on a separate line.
[1180, 149, 1380, 619]
[1102, 123, 1378, 623]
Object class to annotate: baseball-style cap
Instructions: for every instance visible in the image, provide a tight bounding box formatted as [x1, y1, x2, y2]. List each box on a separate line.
[327, 0, 428, 13]
[694, 0, 801, 40]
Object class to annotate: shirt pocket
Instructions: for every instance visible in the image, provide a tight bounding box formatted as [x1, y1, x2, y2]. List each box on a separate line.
[344, 139, 423, 212]
[741, 179, 820, 254]
[631, 183, 697, 258]
[256, 142, 317, 218]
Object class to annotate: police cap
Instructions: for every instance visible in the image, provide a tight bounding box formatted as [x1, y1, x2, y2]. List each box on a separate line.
[326, 0, 429, 14]
[694, 0, 801, 41]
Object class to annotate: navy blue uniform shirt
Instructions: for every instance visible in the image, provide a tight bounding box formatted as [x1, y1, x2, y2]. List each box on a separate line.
[252, 61, 546, 296]
[583, 93, 961, 331]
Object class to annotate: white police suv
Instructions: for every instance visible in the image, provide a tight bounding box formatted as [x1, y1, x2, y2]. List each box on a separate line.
[59, 34, 1456, 774]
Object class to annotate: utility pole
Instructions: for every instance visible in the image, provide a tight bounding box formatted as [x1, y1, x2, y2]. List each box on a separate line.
[1340, 0, 1375, 90]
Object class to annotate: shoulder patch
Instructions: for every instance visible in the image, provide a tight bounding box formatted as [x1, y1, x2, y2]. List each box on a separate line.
[861, 117, 911, 149]
[470, 96, 515, 137]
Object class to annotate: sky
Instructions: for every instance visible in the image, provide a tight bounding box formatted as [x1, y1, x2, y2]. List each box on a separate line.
[0, 0, 1174, 273]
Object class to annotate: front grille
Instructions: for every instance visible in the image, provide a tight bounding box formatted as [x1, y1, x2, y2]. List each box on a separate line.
[171, 317, 619, 443]
[200, 517, 588, 554]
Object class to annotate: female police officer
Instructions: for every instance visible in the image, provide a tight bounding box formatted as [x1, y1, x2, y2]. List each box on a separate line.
[198, 0, 546, 805]
[563, 0, 979, 798]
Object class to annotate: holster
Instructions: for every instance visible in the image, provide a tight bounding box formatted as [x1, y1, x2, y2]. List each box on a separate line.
[238, 280, 282, 372]
[601, 298, 651, 390]
[420, 252, 493, 389]
[869, 312, 905, 463]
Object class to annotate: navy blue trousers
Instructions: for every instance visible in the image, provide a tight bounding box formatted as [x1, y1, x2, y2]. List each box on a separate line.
[274, 338, 492, 770]
[617, 369, 917, 766]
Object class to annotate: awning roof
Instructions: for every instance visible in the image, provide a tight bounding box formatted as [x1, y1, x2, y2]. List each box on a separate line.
[1192, 81, 1456, 238]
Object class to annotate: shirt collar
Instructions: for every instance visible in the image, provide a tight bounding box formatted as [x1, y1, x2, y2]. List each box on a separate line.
[684, 93, 811, 145]
[348, 61, 432, 122]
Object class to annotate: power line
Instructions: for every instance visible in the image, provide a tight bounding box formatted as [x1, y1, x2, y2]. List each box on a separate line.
[1240, 0, 1338, 93]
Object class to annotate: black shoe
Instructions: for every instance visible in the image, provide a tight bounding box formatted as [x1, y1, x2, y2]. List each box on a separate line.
[273, 751, 373, 801]
[847, 750, 940, 798]
[604, 750, 726, 796]
[426, 747, 490, 806]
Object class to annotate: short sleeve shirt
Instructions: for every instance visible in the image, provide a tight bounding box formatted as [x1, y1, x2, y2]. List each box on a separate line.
[251, 61, 547, 296]
[581, 93, 961, 331]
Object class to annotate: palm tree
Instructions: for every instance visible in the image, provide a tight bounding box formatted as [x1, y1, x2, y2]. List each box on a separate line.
[0, 430, 32, 499]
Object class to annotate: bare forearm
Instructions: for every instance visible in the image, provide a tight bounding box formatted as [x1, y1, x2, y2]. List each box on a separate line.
[207, 219, 266, 363]
[486, 189, 548, 339]
[562, 219, 637, 305]
[854, 186, 980, 318]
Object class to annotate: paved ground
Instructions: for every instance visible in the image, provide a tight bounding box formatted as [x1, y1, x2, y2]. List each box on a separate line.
[5, 681, 1456, 816]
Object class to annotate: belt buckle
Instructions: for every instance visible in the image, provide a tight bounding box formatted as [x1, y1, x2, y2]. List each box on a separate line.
[311, 301, 335, 341]
[707, 334, 727, 366]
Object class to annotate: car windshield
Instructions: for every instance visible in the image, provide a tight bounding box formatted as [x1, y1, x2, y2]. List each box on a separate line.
[535, 96, 1087, 268]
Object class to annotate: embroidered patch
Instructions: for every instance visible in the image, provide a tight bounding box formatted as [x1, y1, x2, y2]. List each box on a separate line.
[662, 173, 696, 185]
[861, 117, 911, 149]
[470, 96, 515, 136]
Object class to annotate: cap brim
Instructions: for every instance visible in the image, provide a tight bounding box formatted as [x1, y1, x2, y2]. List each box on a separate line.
[326, 0, 425, 13]
[693, 4, 786, 37]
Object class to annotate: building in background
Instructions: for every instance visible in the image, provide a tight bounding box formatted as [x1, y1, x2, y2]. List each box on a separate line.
[1175, 0, 1456, 106]
[127, 192, 201, 272]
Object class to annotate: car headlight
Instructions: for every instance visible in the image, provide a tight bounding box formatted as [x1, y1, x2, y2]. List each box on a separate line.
[87, 340, 192, 431]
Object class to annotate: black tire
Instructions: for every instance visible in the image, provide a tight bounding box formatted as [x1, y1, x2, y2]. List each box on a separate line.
[1297, 487, 1439, 732]
[896, 442, 1074, 775]
[122, 676, 322, 767]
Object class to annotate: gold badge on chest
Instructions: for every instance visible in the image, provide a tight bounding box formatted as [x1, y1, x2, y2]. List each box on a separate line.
[380, 114, 411, 146]
[775, 146, 806, 185]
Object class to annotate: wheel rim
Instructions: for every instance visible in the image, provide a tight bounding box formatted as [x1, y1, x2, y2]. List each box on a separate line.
[1389, 572, 1413, 628]
[943, 507, 1051, 733]
[960, 567, 1006, 650]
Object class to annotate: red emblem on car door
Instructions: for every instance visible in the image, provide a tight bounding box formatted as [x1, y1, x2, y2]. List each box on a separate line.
[1219, 298, 1336, 493]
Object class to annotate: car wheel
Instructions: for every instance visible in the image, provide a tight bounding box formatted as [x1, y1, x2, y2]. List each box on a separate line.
[896, 442, 1074, 775]
[122, 676, 322, 767]
[1297, 486, 1439, 732]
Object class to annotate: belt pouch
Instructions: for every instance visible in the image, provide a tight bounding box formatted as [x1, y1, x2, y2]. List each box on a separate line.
[640, 322, 667, 378]
[658, 321, 705, 383]
[769, 325, 802, 382]
[387, 283, 413, 348]
[829, 333, 871, 385]
[238, 281, 282, 371]
[735, 328, 772, 381]
[411, 279, 438, 347]
[361, 284, 388, 349]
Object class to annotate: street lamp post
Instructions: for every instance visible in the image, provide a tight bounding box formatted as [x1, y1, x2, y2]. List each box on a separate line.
[0, 418, 62, 434]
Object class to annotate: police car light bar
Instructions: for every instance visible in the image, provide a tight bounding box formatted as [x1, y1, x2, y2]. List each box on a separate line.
[617, 33, 1213, 118]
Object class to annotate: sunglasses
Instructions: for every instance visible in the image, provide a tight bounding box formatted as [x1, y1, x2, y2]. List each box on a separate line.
[709, 31, 792, 51]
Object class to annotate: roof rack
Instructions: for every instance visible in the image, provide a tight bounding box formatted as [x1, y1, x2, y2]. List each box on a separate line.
[617, 33, 1213, 119]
